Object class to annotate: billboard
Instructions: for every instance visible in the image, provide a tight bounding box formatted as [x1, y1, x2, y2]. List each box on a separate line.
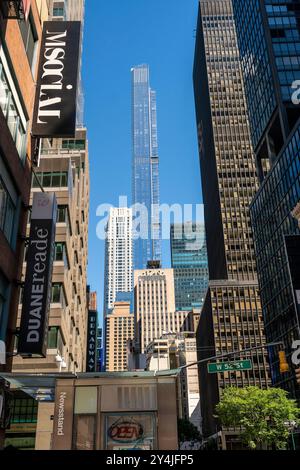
[32, 21, 81, 138]
[86, 310, 97, 372]
[18, 193, 57, 357]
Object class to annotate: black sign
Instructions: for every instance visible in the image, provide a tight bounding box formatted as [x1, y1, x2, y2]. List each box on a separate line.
[285, 235, 300, 318]
[18, 193, 57, 357]
[86, 310, 97, 372]
[32, 21, 81, 138]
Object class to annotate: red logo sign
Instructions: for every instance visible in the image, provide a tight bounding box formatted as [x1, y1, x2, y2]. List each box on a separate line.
[108, 421, 144, 443]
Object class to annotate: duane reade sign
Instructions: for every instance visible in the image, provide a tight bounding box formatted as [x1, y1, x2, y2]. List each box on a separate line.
[18, 193, 57, 357]
[32, 21, 81, 138]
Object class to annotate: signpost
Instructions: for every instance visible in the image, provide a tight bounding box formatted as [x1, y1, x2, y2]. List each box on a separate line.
[207, 359, 252, 373]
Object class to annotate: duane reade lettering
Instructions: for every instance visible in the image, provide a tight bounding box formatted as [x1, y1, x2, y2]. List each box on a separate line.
[27, 227, 49, 343]
[57, 392, 67, 436]
[37, 30, 68, 125]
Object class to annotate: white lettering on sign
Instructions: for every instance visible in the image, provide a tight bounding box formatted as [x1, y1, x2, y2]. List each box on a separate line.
[37, 31, 67, 125]
[57, 391, 66, 436]
[26, 227, 49, 343]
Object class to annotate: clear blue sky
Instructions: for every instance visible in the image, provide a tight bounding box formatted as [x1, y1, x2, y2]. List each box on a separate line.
[82, 0, 203, 320]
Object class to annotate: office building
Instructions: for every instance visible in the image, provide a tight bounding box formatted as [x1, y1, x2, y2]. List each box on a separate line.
[233, 0, 300, 400]
[131, 64, 161, 269]
[193, 0, 270, 444]
[134, 262, 195, 353]
[171, 222, 209, 311]
[105, 300, 134, 372]
[103, 207, 133, 315]
[146, 332, 201, 432]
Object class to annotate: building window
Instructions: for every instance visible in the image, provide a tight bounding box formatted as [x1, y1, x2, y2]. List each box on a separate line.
[0, 58, 27, 161]
[53, 7, 65, 17]
[51, 283, 67, 308]
[0, 177, 15, 244]
[54, 242, 69, 267]
[47, 326, 63, 353]
[62, 139, 85, 150]
[18, 13, 38, 70]
[11, 396, 38, 424]
[32, 172, 68, 188]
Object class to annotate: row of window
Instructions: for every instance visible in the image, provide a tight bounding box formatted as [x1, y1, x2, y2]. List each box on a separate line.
[32, 172, 69, 188]
[0, 62, 27, 160]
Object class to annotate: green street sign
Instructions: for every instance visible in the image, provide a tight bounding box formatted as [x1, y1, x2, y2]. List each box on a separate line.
[207, 359, 252, 373]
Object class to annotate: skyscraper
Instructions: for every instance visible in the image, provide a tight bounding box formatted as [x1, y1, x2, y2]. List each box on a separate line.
[105, 300, 134, 371]
[103, 207, 133, 315]
[170, 222, 209, 311]
[131, 64, 161, 269]
[134, 262, 195, 353]
[193, 0, 270, 444]
[233, 0, 300, 400]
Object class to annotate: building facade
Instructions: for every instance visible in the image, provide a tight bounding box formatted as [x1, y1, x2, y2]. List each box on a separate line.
[146, 333, 201, 432]
[105, 301, 134, 372]
[0, 0, 48, 372]
[170, 222, 209, 311]
[233, 0, 300, 400]
[193, 0, 271, 442]
[13, 128, 90, 375]
[103, 207, 133, 315]
[131, 64, 161, 269]
[134, 263, 195, 353]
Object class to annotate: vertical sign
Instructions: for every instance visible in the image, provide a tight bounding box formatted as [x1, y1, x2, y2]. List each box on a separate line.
[52, 381, 75, 450]
[32, 21, 81, 137]
[18, 193, 57, 357]
[86, 311, 97, 372]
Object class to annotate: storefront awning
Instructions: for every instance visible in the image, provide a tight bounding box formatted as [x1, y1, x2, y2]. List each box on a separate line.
[0, 369, 180, 402]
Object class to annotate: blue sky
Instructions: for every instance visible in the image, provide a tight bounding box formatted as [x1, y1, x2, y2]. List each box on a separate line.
[82, 0, 202, 319]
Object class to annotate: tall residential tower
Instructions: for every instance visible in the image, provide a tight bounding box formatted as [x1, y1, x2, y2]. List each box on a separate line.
[131, 65, 161, 269]
[103, 207, 133, 315]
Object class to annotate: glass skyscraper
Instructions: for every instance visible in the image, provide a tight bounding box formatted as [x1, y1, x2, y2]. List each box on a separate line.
[233, 0, 300, 400]
[170, 223, 209, 311]
[131, 64, 161, 269]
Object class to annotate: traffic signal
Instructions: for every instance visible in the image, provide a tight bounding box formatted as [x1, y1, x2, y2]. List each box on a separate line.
[295, 368, 300, 385]
[279, 351, 289, 373]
